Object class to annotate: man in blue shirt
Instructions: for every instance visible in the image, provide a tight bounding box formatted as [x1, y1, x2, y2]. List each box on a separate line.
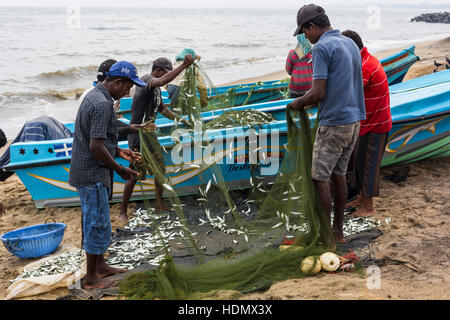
[288, 4, 366, 247]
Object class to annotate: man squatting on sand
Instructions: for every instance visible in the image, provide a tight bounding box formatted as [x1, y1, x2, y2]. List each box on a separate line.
[341, 30, 392, 217]
[120, 54, 194, 222]
[68, 61, 144, 289]
[288, 4, 366, 245]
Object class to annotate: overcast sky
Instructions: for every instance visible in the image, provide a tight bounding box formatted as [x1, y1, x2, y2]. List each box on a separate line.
[0, 0, 448, 8]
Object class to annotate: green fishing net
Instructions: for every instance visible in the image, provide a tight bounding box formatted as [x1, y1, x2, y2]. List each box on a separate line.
[170, 63, 289, 115]
[118, 66, 334, 300]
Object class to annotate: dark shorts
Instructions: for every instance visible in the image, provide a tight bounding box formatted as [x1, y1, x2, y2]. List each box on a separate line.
[311, 122, 360, 181]
[354, 131, 389, 197]
[77, 183, 111, 255]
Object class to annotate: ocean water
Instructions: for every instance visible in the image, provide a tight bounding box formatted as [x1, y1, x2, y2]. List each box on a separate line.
[0, 6, 449, 138]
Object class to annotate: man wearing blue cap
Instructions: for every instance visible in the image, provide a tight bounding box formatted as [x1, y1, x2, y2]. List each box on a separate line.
[120, 54, 194, 221]
[69, 60, 144, 290]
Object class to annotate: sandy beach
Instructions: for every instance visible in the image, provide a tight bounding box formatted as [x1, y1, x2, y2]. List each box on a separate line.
[0, 37, 449, 300]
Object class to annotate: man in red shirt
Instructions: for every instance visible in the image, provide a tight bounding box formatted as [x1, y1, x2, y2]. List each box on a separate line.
[342, 30, 392, 217]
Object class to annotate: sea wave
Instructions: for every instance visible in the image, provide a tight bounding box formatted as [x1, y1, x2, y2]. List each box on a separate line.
[213, 42, 264, 48]
[34, 65, 97, 80]
[2, 88, 86, 101]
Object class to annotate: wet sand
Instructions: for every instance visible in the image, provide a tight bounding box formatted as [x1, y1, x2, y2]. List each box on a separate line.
[0, 37, 449, 300]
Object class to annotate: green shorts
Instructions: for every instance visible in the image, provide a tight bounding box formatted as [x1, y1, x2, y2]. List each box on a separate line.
[311, 122, 360, 181]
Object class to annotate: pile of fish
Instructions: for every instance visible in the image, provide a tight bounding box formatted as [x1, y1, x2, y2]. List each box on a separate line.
[203, 109, 275, 130]
[106, 208, 193, 270]
[341, 214, 388, 237]
[11, 249, 85, 283]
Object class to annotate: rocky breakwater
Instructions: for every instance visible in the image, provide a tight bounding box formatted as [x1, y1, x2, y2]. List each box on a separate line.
[411, 12, 450, 24]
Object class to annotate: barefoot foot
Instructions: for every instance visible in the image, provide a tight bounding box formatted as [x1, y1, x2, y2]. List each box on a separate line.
[332, 230, 346, 244]
[346, 197, 362, 209]
[96, 264, 127, 278]
[83, 276, 118, 290]
[350, 207, 375, 218]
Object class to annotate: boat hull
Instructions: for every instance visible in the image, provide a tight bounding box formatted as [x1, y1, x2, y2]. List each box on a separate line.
[5, 72, 448, 209]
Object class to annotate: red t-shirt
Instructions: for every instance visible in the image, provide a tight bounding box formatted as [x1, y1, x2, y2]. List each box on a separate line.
[360, 47, 392, 136]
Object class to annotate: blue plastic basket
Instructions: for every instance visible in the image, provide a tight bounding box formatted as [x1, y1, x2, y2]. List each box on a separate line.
[1, 223, 66, 259]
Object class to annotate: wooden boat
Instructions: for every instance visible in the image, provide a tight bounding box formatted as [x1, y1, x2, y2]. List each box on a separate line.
[5, 70, 447, 209]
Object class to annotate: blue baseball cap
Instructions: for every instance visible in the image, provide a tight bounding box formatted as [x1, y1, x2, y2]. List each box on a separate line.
[105, 61, 147, 87]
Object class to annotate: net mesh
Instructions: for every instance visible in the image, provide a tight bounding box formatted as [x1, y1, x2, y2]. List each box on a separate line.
[118, 66, 334, 299]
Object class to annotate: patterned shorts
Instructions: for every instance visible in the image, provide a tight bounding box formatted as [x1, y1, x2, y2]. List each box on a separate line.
[311, 122, 360, 181]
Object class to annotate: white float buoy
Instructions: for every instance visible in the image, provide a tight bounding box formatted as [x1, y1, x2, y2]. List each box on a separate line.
[319, 252, 340, 272]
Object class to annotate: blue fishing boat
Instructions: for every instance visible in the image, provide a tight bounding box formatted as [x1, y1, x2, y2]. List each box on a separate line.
[380, 45, 420, 86]
[116, 47, 419, 121]
[4, 70, 448, 209]
[117, 79, 289, 121]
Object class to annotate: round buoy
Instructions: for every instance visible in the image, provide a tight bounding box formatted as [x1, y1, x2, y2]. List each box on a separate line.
[319, 252, 340, 272]
[301, 256, 321, 275]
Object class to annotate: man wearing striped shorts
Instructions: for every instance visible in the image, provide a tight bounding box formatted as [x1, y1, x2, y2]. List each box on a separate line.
[342, 30, 392, 217]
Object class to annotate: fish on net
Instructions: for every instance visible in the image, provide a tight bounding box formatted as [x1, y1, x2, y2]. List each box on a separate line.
[118, 67, 334, 299]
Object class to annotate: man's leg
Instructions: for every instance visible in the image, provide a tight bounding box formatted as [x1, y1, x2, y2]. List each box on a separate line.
[351, 132, 386, 217]
[95, 254, 126, 278]
[119, 176, 137, 222]
[331, 174, 347, 243]
[313, 179, 332, 223]
[352, 196, 375, 217]
[79, 184, 126, 290]
[83, 253, 117, 290]
[154, 180, 171, 212]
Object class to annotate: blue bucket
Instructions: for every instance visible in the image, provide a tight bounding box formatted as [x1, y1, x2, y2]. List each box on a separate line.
[1, 223, 66, 259]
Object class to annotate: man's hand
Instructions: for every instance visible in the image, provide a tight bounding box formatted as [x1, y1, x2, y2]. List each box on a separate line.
[129, 124, 143, 134]
[287, 98, 305, 111]
[116, 165, 138, 181]
[118, 148, 141, 162]
[178, 117, 190, 126]
[142, 121, 157, 132]
[182, 54, 195, 67]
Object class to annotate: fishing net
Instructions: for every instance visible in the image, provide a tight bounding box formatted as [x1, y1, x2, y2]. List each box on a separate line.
[118, 67, 334, 300]
[170, 62, 289, 115]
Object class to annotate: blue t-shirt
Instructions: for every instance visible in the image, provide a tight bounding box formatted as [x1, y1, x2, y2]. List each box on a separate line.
[312, 29, 366, 126]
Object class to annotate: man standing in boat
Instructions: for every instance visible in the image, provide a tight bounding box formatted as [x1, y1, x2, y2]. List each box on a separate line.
[120, 55, 194, 222]
[341, 30, 392, 217]
[288, 4, 366, 246]
[69, 61, 143, 290]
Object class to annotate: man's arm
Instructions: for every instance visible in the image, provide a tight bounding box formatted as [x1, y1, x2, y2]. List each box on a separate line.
[149, 55, 194, 88]
[286, 51, 293, 76]
[90, 138, 137, 180]
[287, 79, 327, 111]
[160, 107, 189, 125]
